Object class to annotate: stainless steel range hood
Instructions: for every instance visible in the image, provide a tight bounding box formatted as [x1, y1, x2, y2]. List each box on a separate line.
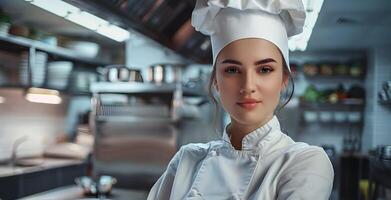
[66, 0, 212, 64]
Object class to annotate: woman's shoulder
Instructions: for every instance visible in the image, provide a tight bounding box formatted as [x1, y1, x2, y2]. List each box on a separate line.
[280, 142, 334, 178]
[281, 142, 331, 164]
[285, 142, 328, 158]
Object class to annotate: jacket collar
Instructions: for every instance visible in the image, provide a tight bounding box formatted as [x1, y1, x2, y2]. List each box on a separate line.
[222, 115, 281, 151]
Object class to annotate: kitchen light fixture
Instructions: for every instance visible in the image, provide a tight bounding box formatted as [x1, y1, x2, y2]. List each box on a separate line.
[25, 87, 62, 104]
[25, 0, 130, 42]
[288, 0, 324, 51]
[0, 96, 5, 104]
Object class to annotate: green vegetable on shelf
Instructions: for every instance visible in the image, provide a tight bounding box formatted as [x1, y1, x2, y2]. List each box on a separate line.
[303, 85, 319, 102]
[318, 89, 333, 103]
[350, 63, 364, 77]
[0, 11, 11, 24]
[329, 93, 338, 104]
[334, 64, 349, 76]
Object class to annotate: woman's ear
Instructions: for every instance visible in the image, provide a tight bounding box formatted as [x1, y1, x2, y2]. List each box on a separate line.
[214, 79, 219, 92]
[281, 73, 289, 91]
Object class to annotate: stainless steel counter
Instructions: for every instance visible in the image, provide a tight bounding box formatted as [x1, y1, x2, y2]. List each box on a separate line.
[0, 158, 87, 200]
[21, 185, 148, 200]
[0, 158, 84, 178]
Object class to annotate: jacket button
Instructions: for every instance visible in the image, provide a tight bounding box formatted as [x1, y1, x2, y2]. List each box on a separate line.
[189, 188, 199, 197]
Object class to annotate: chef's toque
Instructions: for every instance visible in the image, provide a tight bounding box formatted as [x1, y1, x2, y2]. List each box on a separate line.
[191, 0, 306, 71]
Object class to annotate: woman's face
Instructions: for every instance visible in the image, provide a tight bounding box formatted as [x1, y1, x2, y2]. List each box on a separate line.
[214, 38, 288, 126]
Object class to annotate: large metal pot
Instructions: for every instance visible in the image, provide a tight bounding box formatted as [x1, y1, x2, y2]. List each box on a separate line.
[101, 65, 143, 82]
[146, 63, 184, 84]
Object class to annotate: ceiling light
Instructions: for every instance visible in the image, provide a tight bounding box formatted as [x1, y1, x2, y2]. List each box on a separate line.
[96, 24, 131, 43]
[26, 0, 130, 42]
[288, 0, 324, 51]
[0, 96, 5, 104]
[25, 87, 62, 104]
[29, 0, 78, 17]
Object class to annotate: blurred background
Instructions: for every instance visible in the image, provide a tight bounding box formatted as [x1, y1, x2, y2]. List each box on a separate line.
[0, 0, 390, 200]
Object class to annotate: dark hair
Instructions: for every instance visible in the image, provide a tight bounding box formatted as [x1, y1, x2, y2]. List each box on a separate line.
[207, 59, 295, 133]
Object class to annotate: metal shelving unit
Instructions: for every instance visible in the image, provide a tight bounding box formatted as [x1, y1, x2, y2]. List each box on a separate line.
[91, 82, 207, 97]
[95, 115, 175, 123]
[299, 99, 365, 111]
[0, 34, 109, 66]
[90, 82, 178, 94]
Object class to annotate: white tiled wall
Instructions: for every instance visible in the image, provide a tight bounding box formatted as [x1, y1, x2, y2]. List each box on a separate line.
[0, 88, 68, 160]
[362, 47, 391, 152]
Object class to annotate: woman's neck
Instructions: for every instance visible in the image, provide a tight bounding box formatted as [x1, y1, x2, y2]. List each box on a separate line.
[227, 115, 274, 150]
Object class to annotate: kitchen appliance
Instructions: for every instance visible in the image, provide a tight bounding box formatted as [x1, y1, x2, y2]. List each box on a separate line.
[75, 175, 117, 197]
[146, 63, 183, 84]
[90, 81, 181, 189]
[100, 65, 143, 83]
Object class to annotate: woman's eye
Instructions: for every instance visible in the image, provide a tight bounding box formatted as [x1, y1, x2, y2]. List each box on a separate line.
[224, 67, 240, 74]
[258, 66, 273, 74]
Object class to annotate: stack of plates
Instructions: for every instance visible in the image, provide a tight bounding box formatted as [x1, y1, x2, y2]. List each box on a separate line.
[19, 52, 29, 86]
[19, 51, 48, 87]
[64, 41, 99, 58]
[72, 71, 97, 92]
[47, 61, 73, 90]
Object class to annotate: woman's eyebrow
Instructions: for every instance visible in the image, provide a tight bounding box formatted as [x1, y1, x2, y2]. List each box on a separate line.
[221, 58, 277, 65]
[221, 59, 242, 65]
[254, 58, 277, 65]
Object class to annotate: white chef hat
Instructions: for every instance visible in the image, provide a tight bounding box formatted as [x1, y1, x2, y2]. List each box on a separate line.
[191, 0, 306, 71]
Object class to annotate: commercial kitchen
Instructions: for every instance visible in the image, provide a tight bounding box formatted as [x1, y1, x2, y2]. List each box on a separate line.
[0, 0, 390, 200]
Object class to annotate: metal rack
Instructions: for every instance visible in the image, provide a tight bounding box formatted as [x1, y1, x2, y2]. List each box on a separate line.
[90, 82, 178, 94]
[90, 82, 182, 122]
[0, 34, 109, 66]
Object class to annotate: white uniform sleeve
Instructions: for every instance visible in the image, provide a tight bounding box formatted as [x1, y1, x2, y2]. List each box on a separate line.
[147, 148, 182, 200]
[277, 148, 334, 200]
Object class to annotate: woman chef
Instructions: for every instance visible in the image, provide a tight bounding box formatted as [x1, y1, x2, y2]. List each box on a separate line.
[148, 0, 334, 199]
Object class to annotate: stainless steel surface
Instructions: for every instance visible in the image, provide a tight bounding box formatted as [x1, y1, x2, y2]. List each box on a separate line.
[92, 120, 178, 189]
[0, 158, 84, 178]
[96, 104, 170, 118]
[146, 63, 183, 84]
[75, 175, 117, 196]
[98, 175, 117, 194]
[90, 82, 178, 94]
[75, 176, 97, 195]
[101, 65, 143, 82]
[90, 82, 181, 189]
[20, 185, 148, 200]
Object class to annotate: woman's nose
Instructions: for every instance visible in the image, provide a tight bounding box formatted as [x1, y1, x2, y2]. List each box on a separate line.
[240, 72, 256, 95]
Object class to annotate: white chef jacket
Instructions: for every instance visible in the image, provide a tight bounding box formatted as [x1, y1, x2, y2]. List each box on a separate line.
[147, 116, 334, 200]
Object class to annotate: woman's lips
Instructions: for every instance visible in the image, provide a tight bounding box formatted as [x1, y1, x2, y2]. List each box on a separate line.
[236, 99, 262, 109]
